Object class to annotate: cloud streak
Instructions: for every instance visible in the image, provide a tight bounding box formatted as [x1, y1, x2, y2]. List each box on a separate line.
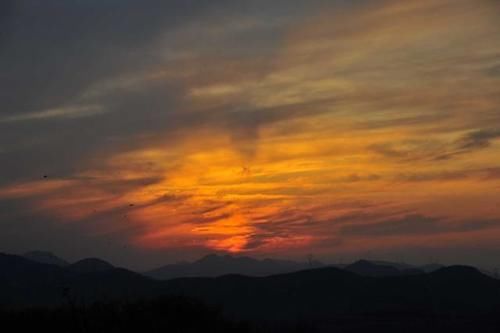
[340, 214, 500, 237]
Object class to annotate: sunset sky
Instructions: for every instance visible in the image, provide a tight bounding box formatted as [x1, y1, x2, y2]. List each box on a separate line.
[1, 0, 500, 270]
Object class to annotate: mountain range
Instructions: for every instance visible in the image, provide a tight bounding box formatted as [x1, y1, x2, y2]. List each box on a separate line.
[145, 254, 448, 280]
[18, 250, 450, 279]
[145, 253, 324, 279]
[343, 259, 427, 277]
[19, 250, 449, 280]
[1, 251, 499, 317]
[23, 251, 69, 267]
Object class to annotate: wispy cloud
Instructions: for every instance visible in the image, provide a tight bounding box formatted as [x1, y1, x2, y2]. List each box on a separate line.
[0, 105, 105, 123]
[340, 214, 500, 237]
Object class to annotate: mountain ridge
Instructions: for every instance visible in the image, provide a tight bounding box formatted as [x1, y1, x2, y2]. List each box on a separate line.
[22, 251, 69, 267]
[146, 253, 324, 280]
[2, 251, 500, 322]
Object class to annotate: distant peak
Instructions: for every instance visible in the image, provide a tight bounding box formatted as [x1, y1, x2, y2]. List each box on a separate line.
[350, 259, 378, 266]
[196, 253, 238, 263]
[70, 258, 114, 273]
[434, 265, 482, 276]
[197, 253, 221, 262]
[355, 259, 370, 263]
[23, 250, 69, 267]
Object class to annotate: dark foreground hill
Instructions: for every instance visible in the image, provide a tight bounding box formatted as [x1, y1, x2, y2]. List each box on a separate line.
[2, 252, 500, 332]
[162, 265, 500, 321]
[0, 296, 253, 333]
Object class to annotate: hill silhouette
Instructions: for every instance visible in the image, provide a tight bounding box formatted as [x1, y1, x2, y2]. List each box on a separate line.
[146, 253, 323, 280]
[2, 252, 500, 332]
[420, 263, 446, 273]
[0, 253, 156, 306]
[345, 259, 424, 277]
[23, 251, 69, 267]
[69, 258, 114, 273]
[160, 265, 500, 321]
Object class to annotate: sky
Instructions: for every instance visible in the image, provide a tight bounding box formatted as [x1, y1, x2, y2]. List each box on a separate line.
[1, 0, 500, 270]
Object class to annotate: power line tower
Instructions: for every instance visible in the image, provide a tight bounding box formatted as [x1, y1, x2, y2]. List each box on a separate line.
[306, 253, 314, 267]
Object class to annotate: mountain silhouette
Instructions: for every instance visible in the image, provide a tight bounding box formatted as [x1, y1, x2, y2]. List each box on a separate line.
[420, 263, 446, 273]
[0, 253, 155, 306]
[23, 251, 69, 267]
[3, 251, 500, 331]
[345, 259, 424, 277]
[162, 265, 500, 321]
[69, 258, 114, 273]
[146, 253, 323, 280]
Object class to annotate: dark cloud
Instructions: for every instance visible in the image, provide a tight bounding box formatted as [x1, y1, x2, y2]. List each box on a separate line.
[370, 140, 444, 162]
[371, 129, 500, 163]
[484, 168, 500, 180]
[0, 0, 329, 118]
[1, 0, 219, 116]
[396, 171, 470, 182]
[241, 205, 395, 251]
[184, 213, 233, 226]
[341, 214, 500, 237]
[0, 0, 340, 186]
[486, 64, 500, 77]
[433, 129, 500, 160]
[456, 128, 500, 151]
[394, 167, 500, 183]
[0, 0, 217, 184]
[186, 201, 229, 215]
[341, 214, 442, 236]
[236, 208, 317, 250]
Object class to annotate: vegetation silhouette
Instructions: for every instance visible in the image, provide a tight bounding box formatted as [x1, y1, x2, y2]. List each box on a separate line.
[2, 295, 500, 333]
[0, 296, 253, 333]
